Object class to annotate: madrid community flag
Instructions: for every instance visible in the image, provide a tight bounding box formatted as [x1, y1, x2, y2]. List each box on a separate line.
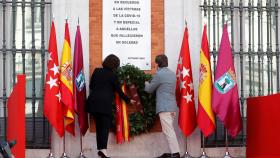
[176, 26, 197, 136]
[60, 21, 75, 136]
[73, 25, 89, 136]
[212, 24, 242, 138]
[44, 21, 64, 137]
[197, 25, 215, 137]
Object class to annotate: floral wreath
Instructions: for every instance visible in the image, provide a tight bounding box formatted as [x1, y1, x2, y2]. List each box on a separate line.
[113, 64, 157, 136]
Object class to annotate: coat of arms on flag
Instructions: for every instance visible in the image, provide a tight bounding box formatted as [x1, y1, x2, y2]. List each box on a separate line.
[61, 62, 73, 81]
[75, 70, 86, 92]
[199, 63, 208, 84]
[214, 68, 236, 94]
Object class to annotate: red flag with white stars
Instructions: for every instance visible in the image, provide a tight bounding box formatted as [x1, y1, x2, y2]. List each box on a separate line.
[44, 21, 64, 137]
[176, 26, 197, 136]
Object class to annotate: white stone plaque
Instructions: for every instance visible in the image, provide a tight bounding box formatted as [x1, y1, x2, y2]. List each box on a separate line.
[102, 0, 151, 70]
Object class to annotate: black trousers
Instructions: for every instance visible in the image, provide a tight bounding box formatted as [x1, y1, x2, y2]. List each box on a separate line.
[93, 113, 112, 150]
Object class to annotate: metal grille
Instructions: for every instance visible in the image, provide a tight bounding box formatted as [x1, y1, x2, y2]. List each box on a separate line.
[0, 0, 51, 148]
[201, 0, 280, 147]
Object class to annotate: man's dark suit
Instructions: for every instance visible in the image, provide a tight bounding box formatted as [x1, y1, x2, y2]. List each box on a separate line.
[86, 67, 130, 150]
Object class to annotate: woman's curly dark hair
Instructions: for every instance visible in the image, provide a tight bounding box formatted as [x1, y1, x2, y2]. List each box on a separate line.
[102, 54, 120, 71]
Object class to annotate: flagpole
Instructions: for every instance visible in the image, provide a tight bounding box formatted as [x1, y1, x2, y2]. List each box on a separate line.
[60, 134, 70, 158]
[78, 133, 87, 158]
[182, 138, 193, 158]
[78, 17, 80, 25]
[221, 20, 232, 158]
[221, 22, 232, 158]
[60, 16, 71, 158]
[224, 19, 231, 154]
[223, 130, 232, 158]
[47, 127, 55, 158]
[74, 16, 87, 158]
[47, 18, 55, 157]
[181, 17, 194, 158]
[199, 136, 209, 158]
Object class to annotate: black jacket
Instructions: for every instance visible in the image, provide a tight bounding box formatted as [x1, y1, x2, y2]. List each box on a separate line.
[86, 68, 130, 115]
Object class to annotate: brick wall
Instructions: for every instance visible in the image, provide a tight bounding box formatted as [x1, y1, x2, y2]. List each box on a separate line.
[89, 0, 164, 132]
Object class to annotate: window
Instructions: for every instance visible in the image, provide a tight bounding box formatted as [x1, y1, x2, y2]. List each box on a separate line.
[201, 0, 279, 147]
[0, 0, 52, 148]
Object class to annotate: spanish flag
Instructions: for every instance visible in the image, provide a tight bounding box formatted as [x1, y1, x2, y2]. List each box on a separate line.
[197, 24, 215, 137]
[115, 92, 124, 144]
[121, 83, 130, 142]
[60, 21, 75, 136]
[115, 82, 130, 143]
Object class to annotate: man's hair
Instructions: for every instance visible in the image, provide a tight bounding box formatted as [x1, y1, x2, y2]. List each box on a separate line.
[155, 54, 168, 68]
[102, 54, 120, 70]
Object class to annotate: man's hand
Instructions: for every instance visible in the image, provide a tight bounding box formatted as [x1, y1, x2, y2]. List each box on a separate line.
[145, 81, 149, 86]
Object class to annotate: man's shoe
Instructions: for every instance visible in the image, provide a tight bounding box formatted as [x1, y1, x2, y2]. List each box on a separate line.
[98, 151, 110, 158]
[170, 152, 180, 158]
[156, 153, 171, 158]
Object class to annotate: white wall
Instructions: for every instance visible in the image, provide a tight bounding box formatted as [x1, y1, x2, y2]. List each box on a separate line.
[38, 0, 246, 158]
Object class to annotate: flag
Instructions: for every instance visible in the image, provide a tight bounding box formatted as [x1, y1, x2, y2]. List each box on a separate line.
[176, 26, 197, 136]
[197, 25, 215, 137]
[115, 82, 130, 143]
[44, 21, 64, 137]
[7, 74, 26, 158]
[115, 92, 124, 144]
[121, 83, 130, 142]
[60, 21, 75, 136]
[73, 25, 89, 136]
[212, 24, 242, 138]
[247, 94, 280, 158]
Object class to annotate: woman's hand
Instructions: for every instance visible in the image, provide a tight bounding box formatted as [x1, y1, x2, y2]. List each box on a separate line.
[130, 99, 136, 105]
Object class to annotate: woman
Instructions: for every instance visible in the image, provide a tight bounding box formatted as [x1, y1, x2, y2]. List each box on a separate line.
[145, 54, 180, 158]
[86, 54, 133, 158]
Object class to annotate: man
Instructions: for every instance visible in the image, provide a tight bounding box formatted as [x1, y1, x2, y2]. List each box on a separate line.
[145, 54, 180, 158]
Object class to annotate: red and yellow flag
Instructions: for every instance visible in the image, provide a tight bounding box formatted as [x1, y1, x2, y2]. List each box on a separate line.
[121, 83, 130, 142]
[115, 82, 130, 143]
[115, 92, 124, 144]
[197, 24, 215, 137]
[60, 21, 75, 136]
